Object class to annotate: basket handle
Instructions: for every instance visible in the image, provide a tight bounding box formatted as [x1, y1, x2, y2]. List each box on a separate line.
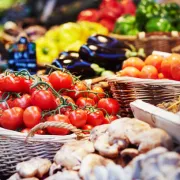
[26, 121, 86, 141]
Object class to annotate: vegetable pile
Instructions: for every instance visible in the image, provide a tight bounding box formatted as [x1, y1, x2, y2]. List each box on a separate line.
[118, 53, 180, 81]
[114, 0, 180, 35]
[77, 0, 136, 31]
[36, 21, 108, 65]
[0, 66, 120, 135]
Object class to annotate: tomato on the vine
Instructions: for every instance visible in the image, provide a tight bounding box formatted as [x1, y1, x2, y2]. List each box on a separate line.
[97, 98, 120, 115]
[0, 107, 24, 130]
[31, 90, 57, 110]
[87, 86, 105, 103]
[82, 124, 93, 134]
[0, 75, 24, 92]
[49, 71, 73, 91]
[68, 109, 87, 128]
[68, 81, 88, 99]
[23, 106, 41, 128]
[76, 97, 95, 108]
[59, 96, 75, 114]
[47, 114, 70, 135]
[11, 94, 32, 109]
[87, 110, 104, 126]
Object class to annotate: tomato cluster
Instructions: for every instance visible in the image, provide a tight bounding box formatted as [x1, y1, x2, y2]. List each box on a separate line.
[119, 54, 180, 81]
[0, 69, 120, 135]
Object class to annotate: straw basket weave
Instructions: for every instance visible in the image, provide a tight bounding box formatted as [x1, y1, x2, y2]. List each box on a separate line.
[0, 121, 87, 178]
[107, 76, 180, 117]
[110, 31, 180, 56]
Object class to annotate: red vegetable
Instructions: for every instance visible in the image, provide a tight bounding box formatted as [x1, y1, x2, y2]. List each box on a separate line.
[1, 107, 24, 130]
[31, 90, 57, 110]
[23, 106, 41, 128]
[87, 110, 104, 126]
[68, 109, 87, 128]
[78, 9, 100, 22]
[47, 114, 70, 135]
[49, 71, 73, 91]
[97, 98, 120, 115]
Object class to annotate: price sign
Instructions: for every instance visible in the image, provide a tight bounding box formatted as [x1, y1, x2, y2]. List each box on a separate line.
[8, 37, 37, 74]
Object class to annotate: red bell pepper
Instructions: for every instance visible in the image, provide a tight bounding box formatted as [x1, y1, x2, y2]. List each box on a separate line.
[77, 9, 100, 22]
[121, 0, 136, 16]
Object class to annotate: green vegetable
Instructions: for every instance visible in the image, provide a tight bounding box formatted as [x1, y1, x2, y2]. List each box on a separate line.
[113, 15, 139, 35]
[145, 18, 172, 32]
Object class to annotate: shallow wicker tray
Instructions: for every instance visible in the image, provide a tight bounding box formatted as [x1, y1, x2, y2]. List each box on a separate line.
[107, 76, 180, 117]
[130, 100, 180, 143]
[0, 122, 87, 177]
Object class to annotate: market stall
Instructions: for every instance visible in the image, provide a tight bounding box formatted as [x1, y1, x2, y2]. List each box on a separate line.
[0, 0, 180, 179]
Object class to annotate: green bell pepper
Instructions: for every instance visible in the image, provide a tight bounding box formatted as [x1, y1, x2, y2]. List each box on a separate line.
[145, 18, 172, 32]
[113, 15, 139, 35]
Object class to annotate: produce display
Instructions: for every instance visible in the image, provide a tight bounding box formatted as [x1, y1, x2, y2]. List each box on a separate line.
[36, 22, 108, 65]
[118, 53, 180, 81]
[8, 118, 175, 180]
[77, 0, 136, 31]
[50, 34, 145, 79]
[1, 1, 180, 179]
[0, 66, 120, 134]
[113, 0, 180, 35]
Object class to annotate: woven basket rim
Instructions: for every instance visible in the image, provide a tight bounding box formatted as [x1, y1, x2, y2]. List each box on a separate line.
[107, 76, 180, 86]
[0, 127, 79, 142]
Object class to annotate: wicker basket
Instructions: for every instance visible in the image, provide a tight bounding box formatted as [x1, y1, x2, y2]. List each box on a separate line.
[110, 31, 180, 56]
[107, 76, 180, 117]
[0, 121, 87, 178]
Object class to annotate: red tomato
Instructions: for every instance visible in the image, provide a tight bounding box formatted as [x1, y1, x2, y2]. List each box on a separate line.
[0, 75, 24, 92]
[23, 106, 41, 128]
[49, 71, 73, 91]
[145, 55, 164, 72]
[11, 94, 31, 109]
[68, 109, 87, 128]
[122, 57, 145, 71]
[76, 97, 95, 108]
[31, 90, 57, 110]
[68, 81, 88, 99]
[170, 54, 180, 81]
[1, 107, 24, 130]
[23, 79, 35, 94]
[161, 58, 172, 79]
[120, 67, 141, 78]
[82, 124, 93, 134]
[47, 114, 70, 135]
[140, 65, 158, 79]
[97, 98, 120, 115]
[87, 110, 104, 126]
[87, 86, 105, 103]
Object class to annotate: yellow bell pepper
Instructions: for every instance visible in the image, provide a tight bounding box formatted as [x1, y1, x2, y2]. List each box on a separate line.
[36, 37, 59, 65]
